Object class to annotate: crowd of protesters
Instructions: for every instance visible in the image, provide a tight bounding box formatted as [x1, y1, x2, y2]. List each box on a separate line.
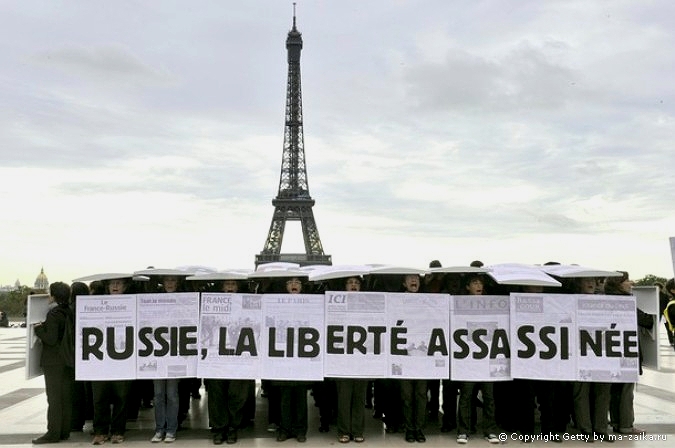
[29, 262, 671, 445]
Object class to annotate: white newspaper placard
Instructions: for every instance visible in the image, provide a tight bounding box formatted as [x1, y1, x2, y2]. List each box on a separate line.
[198, 293, 263, 379]
[510, 293, 577, 381]
[76, 295, 137, 380]
[632, 286, 660, 371]
[386, 293, 450, 379]
[261, 294, 324, 381]
[25, 294, 50, 380]
[136, 293, 200, 379]
[576, 294, 639, 383]
[450, 295, 511, 381]
[324, 291, 387, 378]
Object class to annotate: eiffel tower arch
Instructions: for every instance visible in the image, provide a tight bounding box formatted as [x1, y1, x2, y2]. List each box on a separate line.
[255, 9, 331, 268]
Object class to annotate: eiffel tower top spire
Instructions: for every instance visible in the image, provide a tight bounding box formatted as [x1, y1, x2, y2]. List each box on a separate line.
[255, 8, 331, 267]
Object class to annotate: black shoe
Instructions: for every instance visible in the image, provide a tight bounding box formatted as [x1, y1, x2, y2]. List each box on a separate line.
[416, 430, 426, 443]
[226, 429, 237, 444]
[32, 435, 60, 444]
[213, 433, 224, 445]
[405, 430, 416, 443]
[297, 435, 307, 443]
[276, 432, 289, 442]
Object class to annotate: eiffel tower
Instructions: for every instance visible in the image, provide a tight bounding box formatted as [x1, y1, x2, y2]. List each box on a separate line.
[255, 8, 331, 267]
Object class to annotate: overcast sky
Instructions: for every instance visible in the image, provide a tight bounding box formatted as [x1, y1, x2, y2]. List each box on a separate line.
[2, 0, 674, 287]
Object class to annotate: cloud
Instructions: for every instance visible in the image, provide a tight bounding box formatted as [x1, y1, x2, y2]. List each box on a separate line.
[28, 45, 171, 85]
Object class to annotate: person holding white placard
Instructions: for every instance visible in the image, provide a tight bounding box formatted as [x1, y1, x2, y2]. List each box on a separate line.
[206, 278, 251, 445]
[570, 277, 612, 441]
[91, 275, 135, 445]
[334, 276, 368, 444]
[150, 275, 183, 444]
[604, 272, 650, 436]
[456, 274, 499, 445]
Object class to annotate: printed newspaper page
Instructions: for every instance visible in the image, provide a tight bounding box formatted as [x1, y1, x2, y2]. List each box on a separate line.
[136, 292, 199, 379]
[386, 293, 450, 379]
[576, 294, 639, 383]
[510, 293, 577, 381]
[450, 295, 511, 381]
[261, 294, 324, 381]
[198, 293, 263, 379]
[76, 294, 137, 380]
[324, 291, 388, 378]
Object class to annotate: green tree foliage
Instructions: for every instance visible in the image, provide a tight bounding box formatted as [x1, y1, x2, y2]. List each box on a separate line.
[634, 274, 668, 287]
[0, 285, 31, 318]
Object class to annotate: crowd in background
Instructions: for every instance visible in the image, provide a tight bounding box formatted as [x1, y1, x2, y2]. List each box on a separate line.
[28, 262, 675, 445]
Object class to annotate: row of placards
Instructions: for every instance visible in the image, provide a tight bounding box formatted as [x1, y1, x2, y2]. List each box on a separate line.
[72, 292, 640, 383]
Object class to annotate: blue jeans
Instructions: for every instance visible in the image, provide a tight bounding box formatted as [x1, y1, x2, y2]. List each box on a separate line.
[153, 379, 179, 434]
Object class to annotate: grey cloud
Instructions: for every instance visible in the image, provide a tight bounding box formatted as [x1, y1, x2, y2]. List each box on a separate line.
[29, 46, 171, 84]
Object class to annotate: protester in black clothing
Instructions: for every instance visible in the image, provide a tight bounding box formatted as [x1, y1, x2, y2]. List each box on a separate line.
[275, 276, 311, 443]
[604, 272, 651, 435]
[69, 281, 93, 433]
[400, 274, 428, 443]
[334, 276, 368, 444]
[204, 277, 251, 445]
[91, 275, 135, 445]
[568, 277, 613, 441]
[662, 279, 675, 346]
[33, 282, 74, 444]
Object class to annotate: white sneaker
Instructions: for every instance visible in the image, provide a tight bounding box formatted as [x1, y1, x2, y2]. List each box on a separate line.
[485, 434, 499, 444]
[457, 434, 468, 444]
[151, 433, 164, 443]
[164, 434, 176, 443]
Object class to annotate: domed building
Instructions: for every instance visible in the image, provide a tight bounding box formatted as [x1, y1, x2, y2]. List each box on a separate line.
[33, 267, 49, 293]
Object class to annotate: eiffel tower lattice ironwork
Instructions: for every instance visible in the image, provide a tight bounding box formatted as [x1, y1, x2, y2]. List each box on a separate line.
[256, 10, 331, 267]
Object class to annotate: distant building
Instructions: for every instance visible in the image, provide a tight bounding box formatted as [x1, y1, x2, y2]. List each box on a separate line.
[0, 279, 21, 293]
[33, 267, 49, 293]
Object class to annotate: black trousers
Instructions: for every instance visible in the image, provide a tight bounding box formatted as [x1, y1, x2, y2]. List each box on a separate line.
[43, 364, 74, 439]
[71, 380, 93, 431]
[336, 379, 367, 437]
[401, 379, 427, 431]
[279, 384, 308, 437]
[92, 380, 132, 436]
[205, 379, 249, 433]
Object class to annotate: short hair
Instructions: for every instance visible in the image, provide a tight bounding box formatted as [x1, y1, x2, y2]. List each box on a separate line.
[71, 282, 89, 302]
[469, 260, 484, 268]
[603, 271, 630, 295]
[50, 282, 71, 305]
[462, 273, 484, 288]
[666, 278, 675, 291]
[429, 260, 442, 268]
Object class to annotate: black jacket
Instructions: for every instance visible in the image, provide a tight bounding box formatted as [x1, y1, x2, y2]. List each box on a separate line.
[34, 304, 72, 367]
